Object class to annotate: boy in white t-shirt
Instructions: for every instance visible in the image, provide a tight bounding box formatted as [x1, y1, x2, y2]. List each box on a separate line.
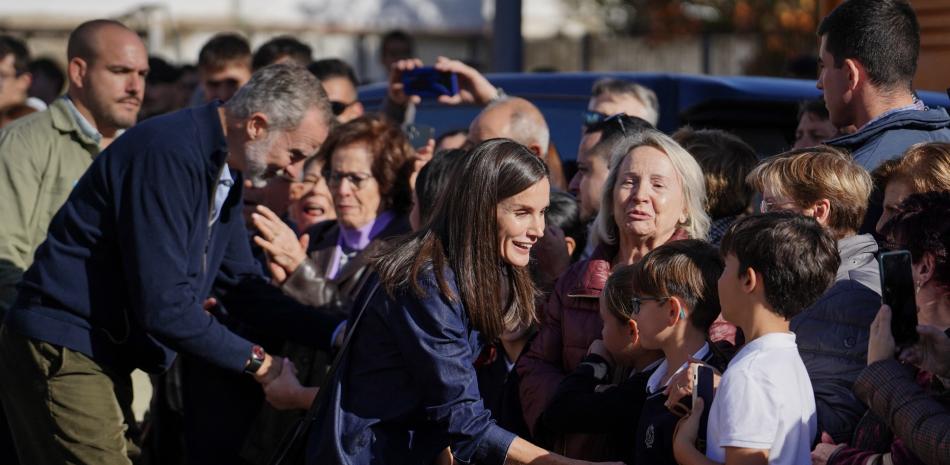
[673, 213, 841, 465]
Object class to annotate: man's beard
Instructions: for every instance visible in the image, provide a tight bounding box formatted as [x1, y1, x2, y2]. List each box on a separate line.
[243, 133, 275, 182]
[86, 87, 139, 130]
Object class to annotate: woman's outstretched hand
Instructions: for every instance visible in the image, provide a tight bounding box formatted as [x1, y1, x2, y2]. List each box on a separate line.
[252, 204, 309, 284]
[263, 358, 318, 411]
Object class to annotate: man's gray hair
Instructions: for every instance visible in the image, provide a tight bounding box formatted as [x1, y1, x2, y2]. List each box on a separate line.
[509, 108, 550, 154]
[225, 63, 332, 130]
[591, 78, 660, 127]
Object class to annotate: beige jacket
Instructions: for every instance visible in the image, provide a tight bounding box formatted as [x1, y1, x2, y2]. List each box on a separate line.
[0, 97, 99, 313]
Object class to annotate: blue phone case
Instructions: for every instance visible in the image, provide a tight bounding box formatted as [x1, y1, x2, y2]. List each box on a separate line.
[402, 67, 459, 98]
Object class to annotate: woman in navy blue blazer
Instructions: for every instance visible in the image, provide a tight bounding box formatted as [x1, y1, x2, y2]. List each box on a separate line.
[264, 139, 619, 465]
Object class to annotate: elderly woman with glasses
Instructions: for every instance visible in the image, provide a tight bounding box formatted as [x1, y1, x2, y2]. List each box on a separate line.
[516, 128, 709, 461]
[252, 115, 414, 298]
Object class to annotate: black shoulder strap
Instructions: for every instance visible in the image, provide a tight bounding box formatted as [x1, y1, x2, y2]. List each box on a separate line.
[267, 280, 381, 465]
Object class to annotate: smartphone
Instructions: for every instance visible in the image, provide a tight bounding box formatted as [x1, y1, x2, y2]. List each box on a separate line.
[402, 67, 459, 98]
[403, 123, 435, 149]
[693, 364, 714, 453]
[879, 250, 919, 347]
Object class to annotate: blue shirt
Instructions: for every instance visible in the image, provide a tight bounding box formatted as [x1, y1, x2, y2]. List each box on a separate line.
[308, 267, 516, 465]
[210, 165, 234, 226]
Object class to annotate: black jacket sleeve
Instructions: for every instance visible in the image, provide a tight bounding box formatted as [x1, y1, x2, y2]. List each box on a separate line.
[540, 353, 649, 434]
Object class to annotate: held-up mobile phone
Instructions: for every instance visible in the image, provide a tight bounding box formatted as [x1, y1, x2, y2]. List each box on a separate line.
[402, 67, 459, 98]
[879, 250, 919, 347]
[693, 364, 714, 453]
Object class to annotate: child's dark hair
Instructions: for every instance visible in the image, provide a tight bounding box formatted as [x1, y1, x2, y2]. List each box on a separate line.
[545, 191, 587, 262]
[719, 212, 839, 320]
[602, 240, 723, 333]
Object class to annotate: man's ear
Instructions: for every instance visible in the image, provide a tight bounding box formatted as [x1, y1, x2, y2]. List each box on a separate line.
[843, 58, 862, 92]
[245, 112, 270, 141]
[741, 266, 758, 294]
[67, 57, 87, 90]
[528, 143, 543, 158]
[15, 72, 32, 91]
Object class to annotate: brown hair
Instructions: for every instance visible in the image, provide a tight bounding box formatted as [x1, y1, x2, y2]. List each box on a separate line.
[720, 212, 840, 320]
[673, 127, 758, 220]
[67, 20, 135, 65]
[747, 145, 871, 239]
[889, 142, 950, 194]
[871, 157, 902, 193]
[604, 240, 723, 332]
[317, 115, 414, 214]
[198, 33, 251, 71]
[374, 139, 548, 340]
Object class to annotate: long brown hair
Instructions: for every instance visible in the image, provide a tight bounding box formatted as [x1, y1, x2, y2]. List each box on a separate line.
[374, 139, 548, 340]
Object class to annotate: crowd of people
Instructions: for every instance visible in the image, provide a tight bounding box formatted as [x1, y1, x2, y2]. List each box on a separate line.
[0, 0, 948, 464]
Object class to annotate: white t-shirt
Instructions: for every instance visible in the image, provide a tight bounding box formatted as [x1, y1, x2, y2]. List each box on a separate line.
[705, 332, 816, 465]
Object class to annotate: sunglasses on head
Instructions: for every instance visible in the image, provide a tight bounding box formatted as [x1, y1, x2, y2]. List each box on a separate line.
[582, 110, 610, 128]
[584, 112, 653, 136]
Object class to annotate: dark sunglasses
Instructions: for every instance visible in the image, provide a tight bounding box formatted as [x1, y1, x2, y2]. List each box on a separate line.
[585, 112, 654, 136]
[582, 110, 610, 128]
[330, 100, 358, 116]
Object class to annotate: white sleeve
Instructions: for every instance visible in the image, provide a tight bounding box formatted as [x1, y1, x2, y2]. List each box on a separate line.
[714, 369, 779, 451]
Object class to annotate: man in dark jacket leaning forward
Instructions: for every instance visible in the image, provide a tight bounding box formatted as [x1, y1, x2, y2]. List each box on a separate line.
[0, 64, 341, 465]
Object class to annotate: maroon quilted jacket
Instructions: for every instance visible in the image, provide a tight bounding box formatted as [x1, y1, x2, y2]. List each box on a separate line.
[516, 243, 614, 459]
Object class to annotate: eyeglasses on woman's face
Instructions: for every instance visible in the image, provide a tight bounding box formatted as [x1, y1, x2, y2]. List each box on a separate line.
[324, 171, 374, 190]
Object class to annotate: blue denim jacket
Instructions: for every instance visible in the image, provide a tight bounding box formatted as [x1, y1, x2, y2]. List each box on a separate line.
[307, 267, 516, 465]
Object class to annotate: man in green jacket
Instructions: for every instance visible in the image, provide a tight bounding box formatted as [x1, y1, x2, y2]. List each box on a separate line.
[0, 19, 148, 314]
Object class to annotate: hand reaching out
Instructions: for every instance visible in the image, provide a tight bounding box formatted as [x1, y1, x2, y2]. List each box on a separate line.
[387, 58, 425, 107]
[431, 56, 499, 105]
[252, 205, 309, 284]
[262, 358, 318, 411]
[810, 432, 845, 465]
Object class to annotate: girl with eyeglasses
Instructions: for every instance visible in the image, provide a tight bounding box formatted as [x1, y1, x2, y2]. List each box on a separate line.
[542, 240, 727, 464]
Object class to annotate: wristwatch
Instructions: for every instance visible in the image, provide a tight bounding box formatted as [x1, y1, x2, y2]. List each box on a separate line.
[243, 345, 266, 375]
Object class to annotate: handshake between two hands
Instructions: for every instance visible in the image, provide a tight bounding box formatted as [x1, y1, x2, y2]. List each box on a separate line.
[252, 355, 318, 411]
